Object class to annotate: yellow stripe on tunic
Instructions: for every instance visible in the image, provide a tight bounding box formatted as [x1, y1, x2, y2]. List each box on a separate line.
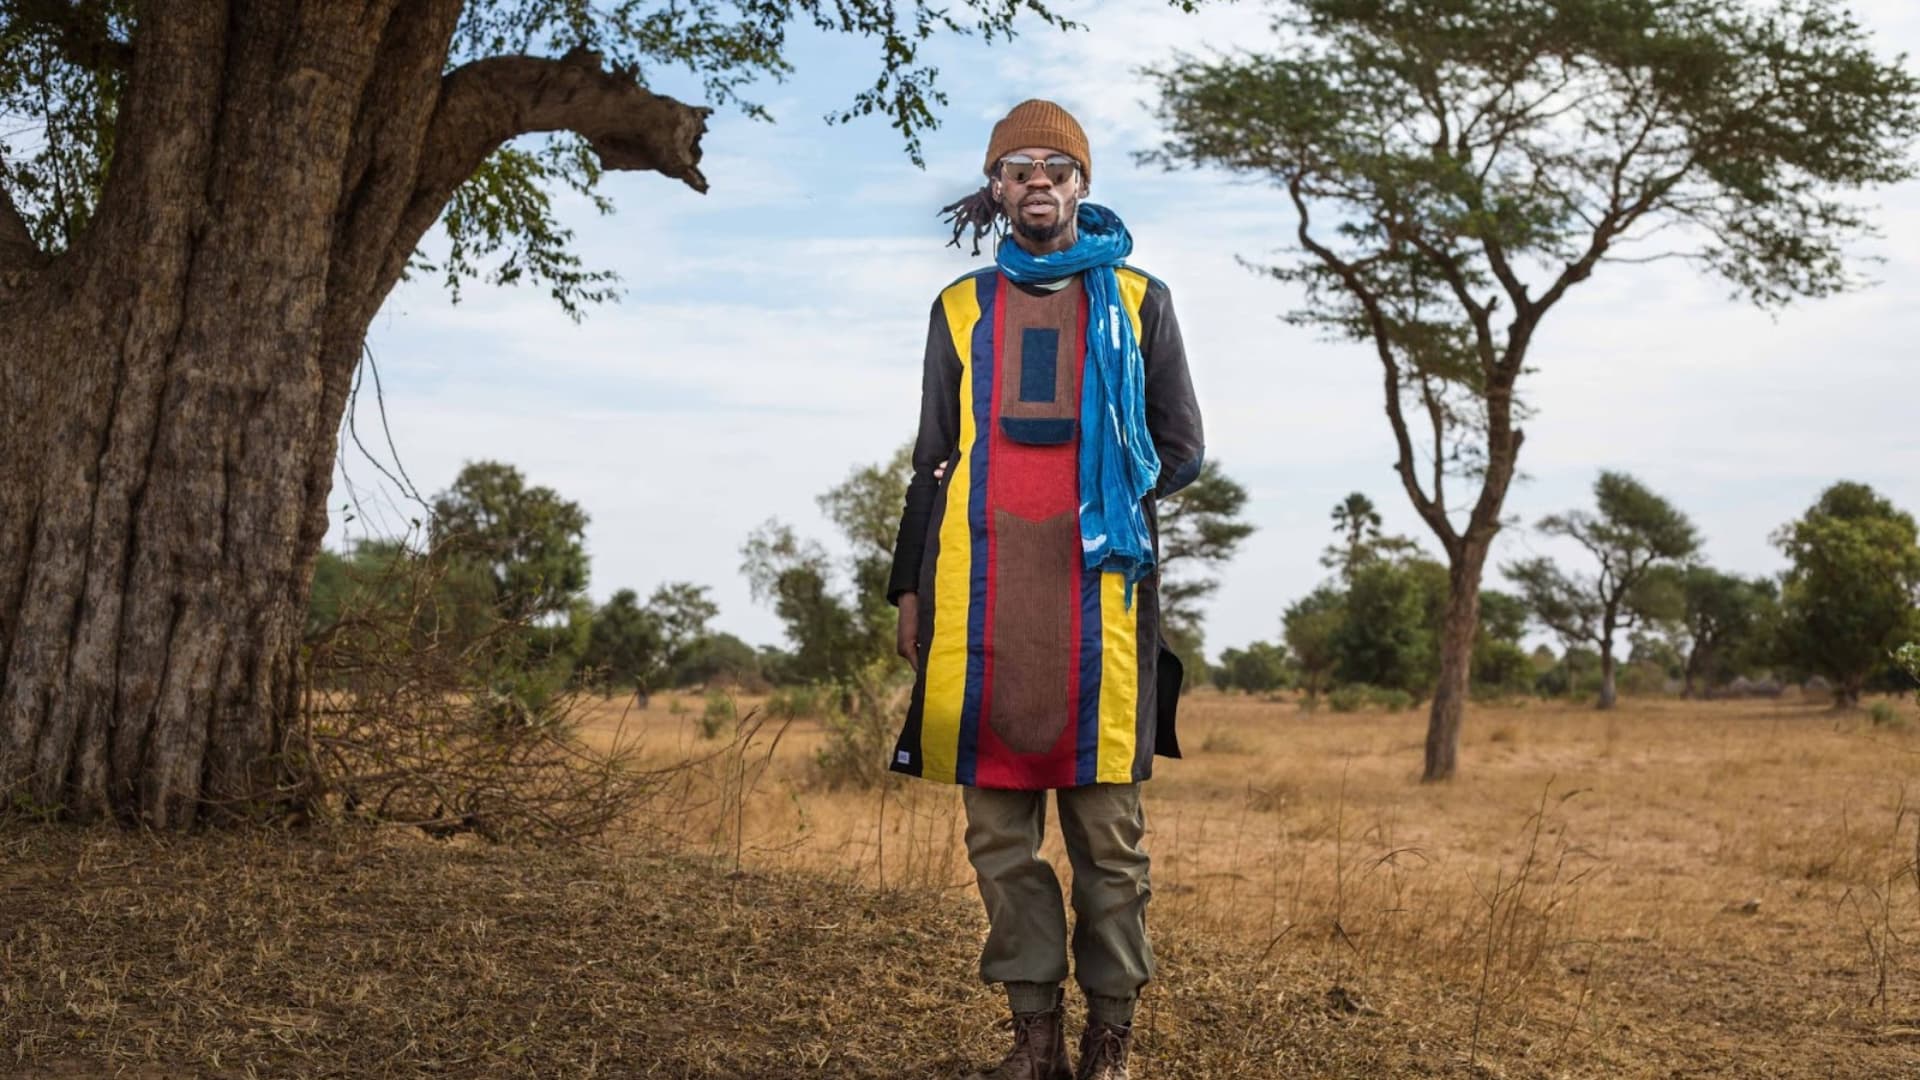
[1094, 267, 1153, 782]
[1096, 570, 1140, 782]
[1116, 267, 1149, 342]
[920, 278, 982, 784]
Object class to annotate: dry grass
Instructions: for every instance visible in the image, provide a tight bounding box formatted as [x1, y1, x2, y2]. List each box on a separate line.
[580, 689, 1920, 1077]
[0, 825, 1550, 1079]
[3, 692, 1919, 1077]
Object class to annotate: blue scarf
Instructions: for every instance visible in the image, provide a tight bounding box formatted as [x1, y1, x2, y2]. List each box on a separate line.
[996, 204, 1161, 605]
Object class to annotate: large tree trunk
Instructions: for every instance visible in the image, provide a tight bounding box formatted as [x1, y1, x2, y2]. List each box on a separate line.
[0, 3, 705, 827]
[1423, 538, 1490, 782]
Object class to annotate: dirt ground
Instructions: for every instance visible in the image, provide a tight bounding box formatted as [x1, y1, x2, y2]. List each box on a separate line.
[3, 692, 1918, 1078]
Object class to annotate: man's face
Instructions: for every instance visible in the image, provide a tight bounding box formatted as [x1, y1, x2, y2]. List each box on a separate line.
[994, 145, 1086, 249]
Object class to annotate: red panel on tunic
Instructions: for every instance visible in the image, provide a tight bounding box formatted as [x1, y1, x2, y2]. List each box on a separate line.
[971, 275, 1087, 790]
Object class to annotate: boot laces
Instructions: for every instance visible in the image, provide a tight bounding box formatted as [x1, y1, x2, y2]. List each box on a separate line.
[1001, 1008, 1055, 1052]
[1082, 1024, 1128, 1072]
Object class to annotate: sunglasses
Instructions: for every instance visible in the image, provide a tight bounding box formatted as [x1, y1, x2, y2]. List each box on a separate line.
[998, 154, 1080, 186]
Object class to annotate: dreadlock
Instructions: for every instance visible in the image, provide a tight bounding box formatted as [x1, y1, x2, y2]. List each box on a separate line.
[939, 184, 1003, 256]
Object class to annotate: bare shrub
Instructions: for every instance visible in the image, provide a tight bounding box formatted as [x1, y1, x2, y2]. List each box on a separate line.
[295, 550, 665, 842]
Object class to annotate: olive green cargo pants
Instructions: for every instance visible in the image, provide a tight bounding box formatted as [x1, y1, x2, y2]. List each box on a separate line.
[962, 782, 1154, 1027]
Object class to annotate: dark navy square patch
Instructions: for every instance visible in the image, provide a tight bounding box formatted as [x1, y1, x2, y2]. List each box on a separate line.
[1020, 328, 1059, 403]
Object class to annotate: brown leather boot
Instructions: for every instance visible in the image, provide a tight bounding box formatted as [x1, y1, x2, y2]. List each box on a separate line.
[966, 1000, 1073, 1080]
[1074, 1020, 1132, 1080]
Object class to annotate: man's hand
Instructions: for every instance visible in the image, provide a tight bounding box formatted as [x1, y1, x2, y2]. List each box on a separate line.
[896, 592, 920, 671]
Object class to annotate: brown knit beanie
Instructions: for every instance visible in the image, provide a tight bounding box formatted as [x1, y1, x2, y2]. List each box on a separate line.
[983, 99, 1091, 181]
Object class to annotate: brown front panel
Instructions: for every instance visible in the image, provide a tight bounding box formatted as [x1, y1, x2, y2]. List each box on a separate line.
[989, 508, 1077, 754]
[998, 284, 1083, 422]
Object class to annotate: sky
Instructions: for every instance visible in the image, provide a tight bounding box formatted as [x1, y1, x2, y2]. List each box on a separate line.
[330, 0, 1920, 659]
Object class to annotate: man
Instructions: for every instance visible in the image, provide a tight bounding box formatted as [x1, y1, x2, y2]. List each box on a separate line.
[884, 99, 1204, 1080]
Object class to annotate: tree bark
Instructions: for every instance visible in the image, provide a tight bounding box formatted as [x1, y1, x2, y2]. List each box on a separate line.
[0, 2, 707, 827]
[1836, 679, 1864, 710]
[1597, 641, 1618, 709]
[1423, 538, 1490, 782]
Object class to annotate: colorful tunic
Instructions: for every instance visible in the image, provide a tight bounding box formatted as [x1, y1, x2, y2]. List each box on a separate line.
[886, 266, 1204, 789]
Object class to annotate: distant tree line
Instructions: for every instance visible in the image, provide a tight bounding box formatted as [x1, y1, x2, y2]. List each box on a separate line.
[312, 458, 1918, 716]
[1210, 478, 1920, 710]
[1212, 492, 1534, 706]
[311, 461, 781, 708]
[739, 447, 1256, 691]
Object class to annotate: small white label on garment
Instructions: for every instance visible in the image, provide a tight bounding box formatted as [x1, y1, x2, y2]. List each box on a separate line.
[896, 751, 911, 764]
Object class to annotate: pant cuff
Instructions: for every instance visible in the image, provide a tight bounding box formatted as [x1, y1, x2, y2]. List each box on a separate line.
[1086, 993, 1136, 1028]
[1005, 981, 1062, 1015]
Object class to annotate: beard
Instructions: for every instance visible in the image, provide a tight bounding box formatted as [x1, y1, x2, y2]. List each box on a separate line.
[1012, 214, 1071, 244]
[1003, 193, 1076, 245]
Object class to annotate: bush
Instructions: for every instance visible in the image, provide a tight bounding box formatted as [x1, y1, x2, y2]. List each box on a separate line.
[1200, 727, 1254, 755]
[1327, 685, 1371, 713]
[811, 660, 911, 790]
[1472, 639, 1535, 698]
[1867, 699, 1910, 731]
[1616, 658, 1671, 697]
[766, 684, 828, 722]
[699, 690, 736, 740]
[1368, 686, 1414, 711]
[1532, 665, 1570, 698]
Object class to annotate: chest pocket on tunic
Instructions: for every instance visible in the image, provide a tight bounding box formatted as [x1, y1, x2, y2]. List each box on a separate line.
[998, 288, 1083, 446]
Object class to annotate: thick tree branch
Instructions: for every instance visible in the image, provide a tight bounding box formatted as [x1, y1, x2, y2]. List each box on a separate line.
[1417, 369, 1446, 518]
[391, 47, 711, 285]
[420, 46, 709, 198]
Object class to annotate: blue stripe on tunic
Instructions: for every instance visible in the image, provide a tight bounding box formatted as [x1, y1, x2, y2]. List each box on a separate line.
[1074, 528, 1104, 786]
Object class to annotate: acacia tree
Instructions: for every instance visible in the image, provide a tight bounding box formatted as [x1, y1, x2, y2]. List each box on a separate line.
[1150, 0, 1919, 778]
[1505, 471, 1697, 709]
[1678, 567, 1776, 698]
[0, 0, 1093, 827]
